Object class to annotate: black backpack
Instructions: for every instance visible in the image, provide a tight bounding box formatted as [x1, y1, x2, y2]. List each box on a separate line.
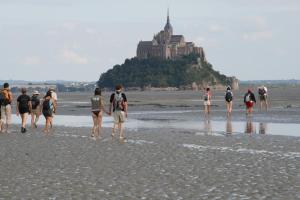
[31, 96, 40, 109]
[0, 91, 4, 106]
[225, 91, 233, 102]
[258, 88, 266, 96]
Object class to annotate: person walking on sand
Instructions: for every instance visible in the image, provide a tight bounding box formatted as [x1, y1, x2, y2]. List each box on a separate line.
[30, 91, 41, 128]
[203, 87, 212, 116]
[244, 89, 256, 115]
[41, 91, 55, 133]
[16, 88, 31, 133]
[225, 86, 233, 117]
[90, 88, 107, 140]
[108, 85, 128, 140]
[258, 85, 268, 111]
[0, 83, 13, 133]
[48, 88, 57, 128]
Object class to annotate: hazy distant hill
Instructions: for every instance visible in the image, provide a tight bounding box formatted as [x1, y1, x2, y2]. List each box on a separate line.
[240, 80, 300, 85]
[0, 80, 79, 85]
[97, 54, 235, 89]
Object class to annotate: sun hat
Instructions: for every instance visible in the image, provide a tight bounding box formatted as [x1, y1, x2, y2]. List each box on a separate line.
[33, 90, 40, 95]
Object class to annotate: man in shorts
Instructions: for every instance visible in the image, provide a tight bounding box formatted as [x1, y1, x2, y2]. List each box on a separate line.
[258, 85, 268, 111]
[108, 85, 128, 140]
[0, 83, 13, 133]
[48, 88, 57, 128]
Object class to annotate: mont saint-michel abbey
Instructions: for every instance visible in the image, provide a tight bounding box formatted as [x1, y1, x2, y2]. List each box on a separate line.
[137, 12, 206, 61]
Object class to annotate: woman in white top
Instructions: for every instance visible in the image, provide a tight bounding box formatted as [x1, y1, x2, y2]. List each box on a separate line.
[203, 87, 212, 116]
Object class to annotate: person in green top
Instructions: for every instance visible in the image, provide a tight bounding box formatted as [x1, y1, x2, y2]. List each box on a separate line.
[91, 88, 107, 140]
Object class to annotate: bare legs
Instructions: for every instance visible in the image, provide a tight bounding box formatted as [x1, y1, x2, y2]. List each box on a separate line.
[20, 113, 27, 132]
[92, 113, 102, 140]
[260, 100, 268, 111]
[226, 101, 233, 117]
[1, 105, 11, 133]
[246, 106, 253, 116]
[31, 112, 40, 128]
[112, 123, 125, 140]
[204, 105, 211, 116]
[43, 117, 52, 134]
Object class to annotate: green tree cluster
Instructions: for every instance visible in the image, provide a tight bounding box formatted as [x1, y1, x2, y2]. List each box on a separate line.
[98, 54, 228, 89]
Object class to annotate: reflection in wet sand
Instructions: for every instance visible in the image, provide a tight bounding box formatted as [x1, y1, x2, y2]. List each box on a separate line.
[226, 117, 233, 134]
[259, 122, 267, 134]
[204, 117, 212, 134]
[245, 117, 256, 134]
[10, 114, 300, 137]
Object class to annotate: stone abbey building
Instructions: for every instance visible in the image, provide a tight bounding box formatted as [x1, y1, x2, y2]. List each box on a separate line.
[137, 12, 206, 61]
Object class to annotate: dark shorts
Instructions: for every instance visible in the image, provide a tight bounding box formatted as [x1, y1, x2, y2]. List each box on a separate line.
[259, 95, 267, 101]
[92, 111, 101, 117]
[43, 110, 53, 118]
[19, 107, 30, 114]
[246, 101, 254, 108]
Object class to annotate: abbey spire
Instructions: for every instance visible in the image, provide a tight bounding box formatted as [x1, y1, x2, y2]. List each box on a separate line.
[164, 8, 173, 36]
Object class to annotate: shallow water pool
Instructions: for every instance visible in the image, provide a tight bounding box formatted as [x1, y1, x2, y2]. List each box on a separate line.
[10, 114, 300, 137]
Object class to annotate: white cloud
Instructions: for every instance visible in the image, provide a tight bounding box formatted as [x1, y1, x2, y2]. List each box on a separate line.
[195, 36, 219, 48]
[252, 16, 267, 28]
[85, 28, 96, 34]
[242, 30, 273, 41]
[21, 56, 41, 65]
[209, 24, 223, 33]
[62, 22, 79, 31]
[195, 36, 206, 44]
[61, 49, 88, 64]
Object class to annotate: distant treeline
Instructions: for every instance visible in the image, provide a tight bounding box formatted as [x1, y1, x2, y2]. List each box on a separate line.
[97, 54, 230, 89]
[240, 80, 300, 85]
[9, 83, 95, 93]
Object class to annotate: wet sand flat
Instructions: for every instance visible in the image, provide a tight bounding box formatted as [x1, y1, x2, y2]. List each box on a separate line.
[0, 126, 299, 199]
[54, 86, 300, 116]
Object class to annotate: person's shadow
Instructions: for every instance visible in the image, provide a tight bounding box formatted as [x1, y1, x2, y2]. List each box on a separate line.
[204, 117, 212, 135]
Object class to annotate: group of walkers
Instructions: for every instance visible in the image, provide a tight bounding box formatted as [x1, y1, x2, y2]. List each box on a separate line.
[203, 85, 268, 116]
[1, 81, 268, 139]
[0, 83, 128, 141]
[0, 83, 57, 133]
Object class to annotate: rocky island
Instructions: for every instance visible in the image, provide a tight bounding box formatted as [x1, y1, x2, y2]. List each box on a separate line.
[98, 12, 238, 90]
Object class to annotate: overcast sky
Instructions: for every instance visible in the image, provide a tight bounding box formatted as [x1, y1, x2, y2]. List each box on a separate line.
[0, 0, 299, 81]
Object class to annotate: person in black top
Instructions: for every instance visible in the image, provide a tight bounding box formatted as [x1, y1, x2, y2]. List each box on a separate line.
[16, 88, 32, 133]
[30, 91, 41, 128]
[244, 89, 256, 115]
[108, 85, 128, 140]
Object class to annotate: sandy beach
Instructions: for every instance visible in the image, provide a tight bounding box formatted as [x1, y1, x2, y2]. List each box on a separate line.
[1, 87, 300, 199]
[0, 126, 299, 199]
